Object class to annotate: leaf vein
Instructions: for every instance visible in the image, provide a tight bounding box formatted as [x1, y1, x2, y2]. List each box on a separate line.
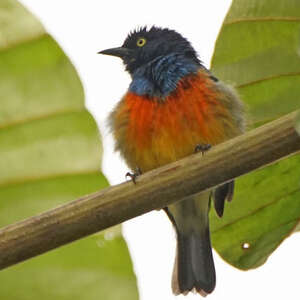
[236, 72, 300, 89]
[0, 170, 101, 189]
[225, 16, 300, 26]
[0, 32, 47, 53]
[0, 108, 85, 131]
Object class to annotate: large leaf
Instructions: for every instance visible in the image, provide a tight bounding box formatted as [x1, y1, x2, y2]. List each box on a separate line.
[0, 1, 138, 299]
[210, 0, 300, 270]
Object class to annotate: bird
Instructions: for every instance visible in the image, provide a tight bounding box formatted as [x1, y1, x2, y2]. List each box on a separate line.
[99, 26, 245, 296]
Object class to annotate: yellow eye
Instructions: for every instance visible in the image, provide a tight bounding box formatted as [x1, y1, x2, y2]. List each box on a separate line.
[137, 37, 146, 47]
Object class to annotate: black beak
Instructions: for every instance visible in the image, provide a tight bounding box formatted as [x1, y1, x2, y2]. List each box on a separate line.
[98, 47, 132, 58]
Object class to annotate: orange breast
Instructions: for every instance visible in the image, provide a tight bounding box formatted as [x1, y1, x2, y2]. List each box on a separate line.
[111, 72, 237, 172]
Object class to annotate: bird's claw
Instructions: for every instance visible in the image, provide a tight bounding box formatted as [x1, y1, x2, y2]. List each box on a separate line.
[125, 167, 142, 184]
[194, 143, 211, 155]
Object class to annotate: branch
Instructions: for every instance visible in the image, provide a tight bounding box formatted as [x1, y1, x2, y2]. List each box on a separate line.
[0, 110, 299, 270]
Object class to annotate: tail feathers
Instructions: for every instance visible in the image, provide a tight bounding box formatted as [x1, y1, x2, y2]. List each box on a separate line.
[213, 180, 234, 217]
[172, 230, 216, 296]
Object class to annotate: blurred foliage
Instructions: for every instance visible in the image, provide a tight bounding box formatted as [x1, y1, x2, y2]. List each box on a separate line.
[210, 0, 300, 270]
[0, 0, 138, 299]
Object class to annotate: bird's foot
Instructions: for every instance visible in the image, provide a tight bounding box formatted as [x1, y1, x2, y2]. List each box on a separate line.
[125, 167, 142, 184]
[194, 143, 211, 156]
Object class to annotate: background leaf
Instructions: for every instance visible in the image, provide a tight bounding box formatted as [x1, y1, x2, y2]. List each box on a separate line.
[210, 0, 300, 270]
[0, 1, 138, 299]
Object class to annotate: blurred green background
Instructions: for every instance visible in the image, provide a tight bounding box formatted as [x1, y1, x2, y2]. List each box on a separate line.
[0, 1, 138, 299]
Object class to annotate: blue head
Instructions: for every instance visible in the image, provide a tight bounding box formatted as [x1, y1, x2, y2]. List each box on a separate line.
[99, 26, 202, 97]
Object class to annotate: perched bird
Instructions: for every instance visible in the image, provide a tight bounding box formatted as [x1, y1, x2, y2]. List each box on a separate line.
[99, 26, 245, 296]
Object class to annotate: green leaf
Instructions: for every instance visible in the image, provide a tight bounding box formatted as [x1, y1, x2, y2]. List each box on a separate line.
[0, 1, 138, 299]
[210, 0, 300, 270]
[211, 0, 300, 125]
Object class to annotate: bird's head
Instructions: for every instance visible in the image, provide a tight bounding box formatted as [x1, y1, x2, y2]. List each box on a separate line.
[99, 26, 200, 75]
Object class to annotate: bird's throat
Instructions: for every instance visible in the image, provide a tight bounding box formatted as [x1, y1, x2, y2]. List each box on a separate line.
[129, 53, 199, 98]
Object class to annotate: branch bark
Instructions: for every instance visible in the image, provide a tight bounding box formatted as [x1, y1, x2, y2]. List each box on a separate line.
[0, 110, 299, 270]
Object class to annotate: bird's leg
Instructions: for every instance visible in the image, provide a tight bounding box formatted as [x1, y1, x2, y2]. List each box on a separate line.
[125, 167, 142, 184]
[194, 143, 211, 156]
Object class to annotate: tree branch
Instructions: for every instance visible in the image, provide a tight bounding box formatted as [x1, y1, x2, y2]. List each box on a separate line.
[0, 110, 299, 270]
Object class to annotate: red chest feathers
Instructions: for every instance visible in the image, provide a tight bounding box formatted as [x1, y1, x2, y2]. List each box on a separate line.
[110, 73, 236, 171]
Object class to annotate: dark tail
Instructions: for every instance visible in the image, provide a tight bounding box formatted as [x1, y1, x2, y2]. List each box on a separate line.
[165, 193, 216, 296]
[172, 227, 215, 296]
